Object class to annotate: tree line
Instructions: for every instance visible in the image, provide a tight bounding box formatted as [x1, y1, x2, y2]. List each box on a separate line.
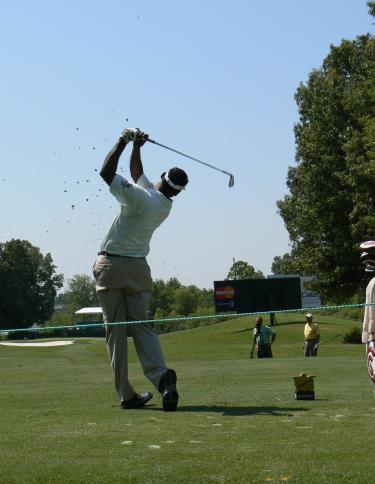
[54, 274, 218, 333]
[273, 2, 375, 301]
[53, 262, 264, 332]
[0, 240, 263, 332]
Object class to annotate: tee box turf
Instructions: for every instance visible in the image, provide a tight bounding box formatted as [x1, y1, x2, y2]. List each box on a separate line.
[293, 373, 317, 400]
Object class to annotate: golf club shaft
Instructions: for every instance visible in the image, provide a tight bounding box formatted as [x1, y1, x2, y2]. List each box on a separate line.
[147, 138, 234, 186]
[318, 333, 342, 347]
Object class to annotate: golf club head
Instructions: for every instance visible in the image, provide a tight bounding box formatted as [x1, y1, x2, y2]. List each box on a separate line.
[228, 174, 235, 187]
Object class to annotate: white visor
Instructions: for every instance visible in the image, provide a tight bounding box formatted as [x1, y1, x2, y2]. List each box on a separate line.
[164, 171, 185, 191]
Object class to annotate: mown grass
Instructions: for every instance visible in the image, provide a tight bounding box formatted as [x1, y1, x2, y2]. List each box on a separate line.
[0, 313, 373, 483]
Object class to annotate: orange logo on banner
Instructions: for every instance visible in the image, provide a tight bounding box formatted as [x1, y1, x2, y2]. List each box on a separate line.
[215, 286, 235, 300]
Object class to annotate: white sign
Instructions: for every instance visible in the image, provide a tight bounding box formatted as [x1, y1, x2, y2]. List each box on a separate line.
[300, 276, 321, 308]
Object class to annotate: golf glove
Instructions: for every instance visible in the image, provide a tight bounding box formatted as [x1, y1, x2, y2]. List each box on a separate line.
[120, 128, 139, 143]
[313, 344, 319, 351]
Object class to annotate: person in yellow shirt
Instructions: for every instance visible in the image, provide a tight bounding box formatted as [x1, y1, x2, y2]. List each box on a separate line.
[303, 313, 320, 357]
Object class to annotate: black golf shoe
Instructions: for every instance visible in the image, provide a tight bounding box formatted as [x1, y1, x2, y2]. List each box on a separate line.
[121, 391, 153, 409]
[159, 369, 178, 412]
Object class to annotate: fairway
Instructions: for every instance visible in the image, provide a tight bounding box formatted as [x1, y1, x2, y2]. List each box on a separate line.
[1, 314, 374, 483]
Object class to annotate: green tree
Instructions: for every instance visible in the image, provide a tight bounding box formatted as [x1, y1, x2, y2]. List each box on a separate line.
[149, 279, 167, 317]
[196, 288, 215, 310]
[170, 286, 201, 316]
[0, 239, 63, 329]
[149, 277, 183, 317]
[276, 10, 375, 301]
[64, 274, 98, 310]
[165, 277, 182, 291]
[227, 260, 264, 280]
[149, 278, 214, 333]
[271, 253, 300, 275]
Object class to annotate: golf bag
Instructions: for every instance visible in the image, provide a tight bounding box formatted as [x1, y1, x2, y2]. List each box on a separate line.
[367, 341, 375, 396]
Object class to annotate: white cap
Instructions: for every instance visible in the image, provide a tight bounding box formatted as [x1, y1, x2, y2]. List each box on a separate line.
[306, 313, 313, 319]
[360, 241, 375, 253]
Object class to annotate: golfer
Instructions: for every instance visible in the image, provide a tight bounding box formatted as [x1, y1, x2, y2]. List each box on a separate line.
[250, 317, 276, 358]
[93, 127, 188, 411]
[303, 313, 320, 357]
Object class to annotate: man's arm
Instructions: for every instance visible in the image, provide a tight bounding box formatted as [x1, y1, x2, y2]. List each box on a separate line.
[100, 128, 140, 186]
[130, 131, 148, 183]
[100, 138, 127, 186]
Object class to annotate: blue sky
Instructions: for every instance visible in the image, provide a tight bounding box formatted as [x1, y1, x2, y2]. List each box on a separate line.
[0, 0, 373, 289]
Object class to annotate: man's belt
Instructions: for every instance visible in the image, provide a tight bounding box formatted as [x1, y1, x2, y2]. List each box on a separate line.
[98, 251, 145, 259]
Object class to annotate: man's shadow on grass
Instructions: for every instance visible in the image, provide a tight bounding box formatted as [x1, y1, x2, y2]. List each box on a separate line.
[148, 405, 309, 417]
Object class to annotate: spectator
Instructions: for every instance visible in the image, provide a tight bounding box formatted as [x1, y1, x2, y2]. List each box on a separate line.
[303, 313, 320, 357]
[250, 316, 276, 358]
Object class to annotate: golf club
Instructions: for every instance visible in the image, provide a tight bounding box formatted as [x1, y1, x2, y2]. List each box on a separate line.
[318, 333, 342, 347]
[147, 138, 235, 187]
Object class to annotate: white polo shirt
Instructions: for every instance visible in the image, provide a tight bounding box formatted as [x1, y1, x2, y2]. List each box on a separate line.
[363, 276, 375, 343]
[100, 174, 172, 257]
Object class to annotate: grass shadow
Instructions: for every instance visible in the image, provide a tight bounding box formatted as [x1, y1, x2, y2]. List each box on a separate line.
[279, 321, 341, 327]
[230, 320, 345, 334]
[147, 405, 310, 416]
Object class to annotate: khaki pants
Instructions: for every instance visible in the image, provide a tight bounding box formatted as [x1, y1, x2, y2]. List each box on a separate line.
[304, 339, 318, 357]
[93, 254, 166, 402]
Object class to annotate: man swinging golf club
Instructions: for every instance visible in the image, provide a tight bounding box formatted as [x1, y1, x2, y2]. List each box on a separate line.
[93, 127, 188, 411]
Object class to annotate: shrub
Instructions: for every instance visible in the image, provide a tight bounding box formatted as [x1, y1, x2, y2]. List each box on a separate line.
[343, 327, 362, 344]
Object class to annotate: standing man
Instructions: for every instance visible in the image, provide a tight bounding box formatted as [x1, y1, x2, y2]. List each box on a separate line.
[250, 316, 276, 359]
[303, 313, 320, 357]
[93, 127, 188, 411]
[359, 242, 375, 397]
